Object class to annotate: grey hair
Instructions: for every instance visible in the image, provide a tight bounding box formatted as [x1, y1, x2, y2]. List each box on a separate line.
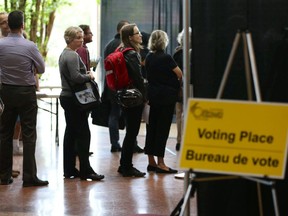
[64, 26, 83, 44]
[177, 27, 192, 47]
[148, 30, 169, 52]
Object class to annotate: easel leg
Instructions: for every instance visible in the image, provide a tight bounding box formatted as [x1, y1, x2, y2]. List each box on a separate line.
[271, 183, 280, 216]
[241, 32, 253, 100]
[257, 182, 264, 216]
[179, 182, 194, 216]
[244, 177, 280, 216]
[216, 32, 242, 99]
[170, 171, 196, 216]
[245, 32, 262, 102]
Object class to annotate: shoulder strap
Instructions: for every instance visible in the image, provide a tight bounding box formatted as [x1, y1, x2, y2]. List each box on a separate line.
[116, 47, 134, 53]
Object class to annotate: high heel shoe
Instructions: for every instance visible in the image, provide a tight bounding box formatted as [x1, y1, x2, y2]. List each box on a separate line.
[147, 165, 157, 172]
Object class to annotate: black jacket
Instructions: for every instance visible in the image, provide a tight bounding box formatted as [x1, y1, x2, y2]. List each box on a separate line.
[124, 49, 146, 102]
[104, 34, 121, 59]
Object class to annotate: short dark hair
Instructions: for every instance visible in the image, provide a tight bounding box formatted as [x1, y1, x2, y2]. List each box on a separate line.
[117, 20, 129, 33]
[8, 10, 24, 30]
[79, 24, 90, 34]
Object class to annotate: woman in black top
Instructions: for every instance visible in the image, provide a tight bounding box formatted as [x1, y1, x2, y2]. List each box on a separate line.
[145, 30, 182, 173]
[117, 24, 146, 177]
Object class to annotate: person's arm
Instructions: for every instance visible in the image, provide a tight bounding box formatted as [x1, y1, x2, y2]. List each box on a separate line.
[168, 54, 182, 80]
[34, 69, 40, 91]
[30, 43, 45, 74]
[173, 66, 183, 80]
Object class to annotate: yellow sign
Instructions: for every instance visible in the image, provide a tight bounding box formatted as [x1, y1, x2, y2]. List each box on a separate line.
[178, 99, 288, 179]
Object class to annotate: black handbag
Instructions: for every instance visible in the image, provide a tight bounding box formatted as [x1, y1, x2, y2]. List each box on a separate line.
[91, 100, 126, 130]
[62, 73, 101, 111]
[115, 88, 143, 108]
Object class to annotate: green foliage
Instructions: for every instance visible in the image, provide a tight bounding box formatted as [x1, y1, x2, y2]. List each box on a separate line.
[1, 0, 71, 59]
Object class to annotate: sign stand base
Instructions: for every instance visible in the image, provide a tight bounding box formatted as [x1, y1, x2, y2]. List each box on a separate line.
[171, 171, 280, 216]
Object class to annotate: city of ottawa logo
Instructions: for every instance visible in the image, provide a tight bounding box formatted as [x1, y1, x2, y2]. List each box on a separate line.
[190, 102, 223, 120]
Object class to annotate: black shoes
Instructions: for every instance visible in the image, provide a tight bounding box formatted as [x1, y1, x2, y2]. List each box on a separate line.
[156, 167, 178, 174]
[111, 146, 122, 152]
[118, 166, 146, 177]
[0, 177, 13, 185]
[23, 178, 49, 187]
[176, 143, 181, 151]
[80, 173, 105, 181]
[64, 169, 80, 179]
[147, 165, 157, 172]
[147, 165, 178, 174]
[133, 145, 144, 153]
[65, 168, 104, 181]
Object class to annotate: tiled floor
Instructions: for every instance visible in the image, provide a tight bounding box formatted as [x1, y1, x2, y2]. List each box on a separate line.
[0, 99, 197, 216]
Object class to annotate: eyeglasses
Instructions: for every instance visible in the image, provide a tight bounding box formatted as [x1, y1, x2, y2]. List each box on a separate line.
[133, 31, 142, 36]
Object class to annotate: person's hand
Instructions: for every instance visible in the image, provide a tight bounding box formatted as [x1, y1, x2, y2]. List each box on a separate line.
[87, 71, 95, 80]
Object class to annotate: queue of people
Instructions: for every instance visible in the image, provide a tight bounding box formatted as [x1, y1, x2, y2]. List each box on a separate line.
[0, 10, 185, 186]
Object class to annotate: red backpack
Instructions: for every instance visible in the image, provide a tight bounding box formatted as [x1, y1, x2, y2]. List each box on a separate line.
[104, 47, 134, 91]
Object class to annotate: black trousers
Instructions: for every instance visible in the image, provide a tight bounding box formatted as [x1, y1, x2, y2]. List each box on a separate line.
[59, 96, 94, 177]
[145, 103, 175, 157]
[0, 85, 38, 182]
[120, 104, 144, 169]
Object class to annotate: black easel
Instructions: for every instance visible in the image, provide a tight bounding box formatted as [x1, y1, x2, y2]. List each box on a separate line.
[171, 30, 281, 216]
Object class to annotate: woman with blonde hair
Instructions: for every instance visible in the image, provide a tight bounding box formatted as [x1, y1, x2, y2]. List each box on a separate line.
[144, 30, 182, 173]
[59, 26, 104, 181]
